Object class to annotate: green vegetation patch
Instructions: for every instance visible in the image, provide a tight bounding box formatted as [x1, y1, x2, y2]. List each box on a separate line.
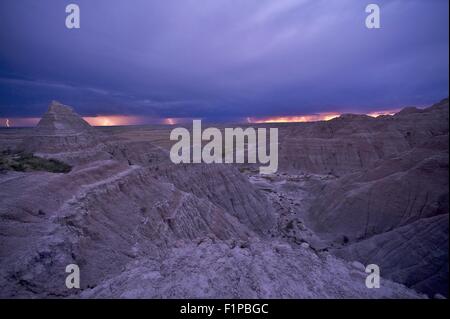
[0, 150, 72, 174]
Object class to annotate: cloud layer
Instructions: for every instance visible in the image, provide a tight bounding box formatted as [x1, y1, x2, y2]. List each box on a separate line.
[0, 0, 448, 120]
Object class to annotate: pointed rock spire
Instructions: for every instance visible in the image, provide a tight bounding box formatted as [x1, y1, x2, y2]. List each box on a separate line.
[23, 101, 99, 153]
[35, 101, 93, 136]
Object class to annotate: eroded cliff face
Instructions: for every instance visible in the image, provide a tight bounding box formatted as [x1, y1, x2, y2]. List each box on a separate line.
[0, 102, 276, 297]
[0, 160, 258, 297]
[275, 98, 449, 297]
[332, 214, 448, 297]
[304, 140, 448, 297]
[103, 141, 276, 235]
[0, 99, 447, 298]
[277, 98, 449, 175]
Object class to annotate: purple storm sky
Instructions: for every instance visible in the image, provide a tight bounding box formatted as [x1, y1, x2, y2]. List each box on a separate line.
[0, 0, 448, 123]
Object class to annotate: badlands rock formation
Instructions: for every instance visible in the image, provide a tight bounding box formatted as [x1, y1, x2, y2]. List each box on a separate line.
[266, 98, 448, 297]
[22, 101, 104, 159]
[0, 99, 447, 298]
[81, 240, 421, 299]
[277, 99, 449, 175]
[0, 102, 276, 297]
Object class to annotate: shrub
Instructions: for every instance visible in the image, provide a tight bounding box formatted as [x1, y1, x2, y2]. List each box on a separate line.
[0, 152, 72, 173]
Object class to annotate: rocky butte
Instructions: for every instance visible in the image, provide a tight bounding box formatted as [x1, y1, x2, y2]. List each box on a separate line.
[22, 101, 99, 154]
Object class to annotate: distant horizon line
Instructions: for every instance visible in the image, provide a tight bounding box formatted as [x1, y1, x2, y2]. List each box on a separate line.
[5, 96, 449, 128]
[0, 108, 405, 128]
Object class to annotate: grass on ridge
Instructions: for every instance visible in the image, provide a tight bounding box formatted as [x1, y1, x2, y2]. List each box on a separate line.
[0, 150, 72, 173]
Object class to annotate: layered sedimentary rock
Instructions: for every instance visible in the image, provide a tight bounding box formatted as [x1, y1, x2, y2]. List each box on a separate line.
[306, 140, 448, 240]
[279, 99, 449, 297]
[277, 98, 449, 175]
[35, 101, 94, 135]
[104, 140, 276, 234]
[0, 160, 255, 297]
[333, 214, 448, 297]
[0, 99, 447, 298]
[22, 101, 102, 154]
[0, 102, 275, 297]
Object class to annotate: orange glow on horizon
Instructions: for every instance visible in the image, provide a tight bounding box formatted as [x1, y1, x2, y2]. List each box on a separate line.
[366, 109, 400, 117]
[163, 118, 176, 125]
[248, 113, 341, 124]
[0, 109, 401, 127]
[248, 109, 400, 124]
[85, 116, 184, 126]
[83, 115, 145, 126]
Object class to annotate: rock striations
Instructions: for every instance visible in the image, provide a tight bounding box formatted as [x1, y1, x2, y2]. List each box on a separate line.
[0, 99, 448, 298]
[36, 101, 94, 135]
[22, 101, 100, 154]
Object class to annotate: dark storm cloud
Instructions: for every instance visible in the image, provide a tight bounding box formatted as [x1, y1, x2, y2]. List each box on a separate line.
[0, 0, 448, 119]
